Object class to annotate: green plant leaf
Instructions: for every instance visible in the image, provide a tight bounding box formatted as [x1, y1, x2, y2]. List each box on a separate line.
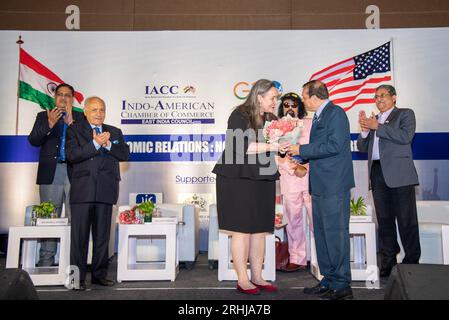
[350, 197, 367, 216]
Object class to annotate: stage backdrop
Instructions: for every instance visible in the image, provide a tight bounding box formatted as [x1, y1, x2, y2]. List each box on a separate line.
[1, 29, 448, 235]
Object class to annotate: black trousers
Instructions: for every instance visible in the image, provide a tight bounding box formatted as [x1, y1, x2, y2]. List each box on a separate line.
[70, 203, 112, 281]
[371, 161, 421, 269]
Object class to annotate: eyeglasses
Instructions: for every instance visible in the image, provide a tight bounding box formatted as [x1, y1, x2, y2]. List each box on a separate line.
[56, 92, 73, 98]
[283, 102, 298, 109]
[374, 93, 391, 100]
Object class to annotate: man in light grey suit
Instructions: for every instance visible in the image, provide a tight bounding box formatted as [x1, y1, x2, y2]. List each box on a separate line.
[289, 80, 355, 300]
[357, 85, 420, 278]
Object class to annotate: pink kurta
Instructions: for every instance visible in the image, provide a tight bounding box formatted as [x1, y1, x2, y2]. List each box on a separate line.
[277, 117, 313, 266]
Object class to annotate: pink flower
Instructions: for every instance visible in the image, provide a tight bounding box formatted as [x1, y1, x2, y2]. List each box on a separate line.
[119, 209, 138, 224]
[263, 116, 300, 143]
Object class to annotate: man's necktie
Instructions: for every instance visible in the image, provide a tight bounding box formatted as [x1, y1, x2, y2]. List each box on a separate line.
[94, 126, 105, 154]
[312, 113, 318, 125]
[59, 121, 68, 162]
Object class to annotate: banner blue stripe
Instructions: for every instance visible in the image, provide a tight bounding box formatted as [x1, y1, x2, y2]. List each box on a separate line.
[0, 133, 448, 162]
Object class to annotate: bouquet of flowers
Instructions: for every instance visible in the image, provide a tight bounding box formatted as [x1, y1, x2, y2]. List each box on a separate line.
[118, 206, 143, 224]
[263, 115, 301, 144]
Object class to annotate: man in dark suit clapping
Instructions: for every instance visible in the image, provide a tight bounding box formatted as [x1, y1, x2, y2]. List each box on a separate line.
[357, 85, 420, 278]
[289, 80, 355, 300]
[28, 83, 85, 267]
[66, 96, 129, 290]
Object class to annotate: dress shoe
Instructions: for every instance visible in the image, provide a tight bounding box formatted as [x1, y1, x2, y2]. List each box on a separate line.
[320, 287, 353, 300]
[91, 277, 115, 286]
[73, 281, 87, 291]
[236, 284, 261, 295]
[251, 281, 278, 292]
[280, 263, 307, 272]
[303, 283, 329, 295]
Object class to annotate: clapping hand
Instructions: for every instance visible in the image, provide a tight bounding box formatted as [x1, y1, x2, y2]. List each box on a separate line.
[47, 108, 63, 128]
[359, 111, 379, 131]
[93, 130, 111, 148]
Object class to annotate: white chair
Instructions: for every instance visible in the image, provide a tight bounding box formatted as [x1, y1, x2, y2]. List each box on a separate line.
[396, 201, 449, 264]
[218, 231, 276, 281]
[442, 225, 449, 265]
[118, 203, 199, 268]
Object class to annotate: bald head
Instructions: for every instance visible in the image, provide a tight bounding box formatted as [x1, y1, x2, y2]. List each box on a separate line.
[84, 96, 106, 126]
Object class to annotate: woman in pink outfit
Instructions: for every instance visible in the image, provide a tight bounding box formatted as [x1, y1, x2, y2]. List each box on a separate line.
[277, 92, 313, 272]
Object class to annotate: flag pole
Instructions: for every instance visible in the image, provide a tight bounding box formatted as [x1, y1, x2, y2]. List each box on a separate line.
[389, 38, 396, 88]
[15, 35, 24, 135]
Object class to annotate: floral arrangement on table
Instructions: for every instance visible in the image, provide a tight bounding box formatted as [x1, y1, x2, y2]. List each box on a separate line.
[118, 200, 155, 224]
[118, 208, 138, 224]
[263, 115, 301, 144]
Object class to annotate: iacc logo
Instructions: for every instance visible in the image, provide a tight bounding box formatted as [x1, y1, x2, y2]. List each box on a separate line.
[136, 193, 157, 204]
[145, 85, 179, 95]
[145, 84, 197, 96]
[233, 80, 283, 100]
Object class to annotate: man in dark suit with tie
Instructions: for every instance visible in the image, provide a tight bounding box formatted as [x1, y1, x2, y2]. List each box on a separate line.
[66, 96, 129, 290]
[289, 80, 355, 300]
[357, 85, 420, 278]
[28, 83, 85, 266]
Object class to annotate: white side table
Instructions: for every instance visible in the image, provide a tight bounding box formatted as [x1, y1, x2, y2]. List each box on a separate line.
[117, 222, 179, 282]
[6, 226, 71, 286]
[218, 232, 275, 281]
[349, 222, 378, 283]
[309, 222, 378, 285]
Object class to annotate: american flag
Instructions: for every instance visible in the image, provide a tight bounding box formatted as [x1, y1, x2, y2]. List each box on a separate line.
[309, 42, 393, 112]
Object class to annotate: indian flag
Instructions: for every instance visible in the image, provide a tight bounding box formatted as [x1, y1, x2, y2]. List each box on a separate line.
[19, 48, 84, 112]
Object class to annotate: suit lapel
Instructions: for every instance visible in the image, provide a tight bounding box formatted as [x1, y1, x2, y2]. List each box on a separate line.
[384, 107, 399, 124]
[311, 101, 331, 130]
[79, 120, 95, 142]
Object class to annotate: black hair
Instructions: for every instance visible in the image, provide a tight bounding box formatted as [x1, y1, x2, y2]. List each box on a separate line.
[55, 83, 74, 96]
[277, 92, 307, 119]
[303, 80, 329, 99]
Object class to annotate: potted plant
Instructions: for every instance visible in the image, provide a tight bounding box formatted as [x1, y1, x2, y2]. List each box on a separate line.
[350, 197, 367, 216]
[136, 200, 154, 223]
[31, 201, 57, 225]
[32, 201, 56, 219]
[350, 197, 371, 222]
